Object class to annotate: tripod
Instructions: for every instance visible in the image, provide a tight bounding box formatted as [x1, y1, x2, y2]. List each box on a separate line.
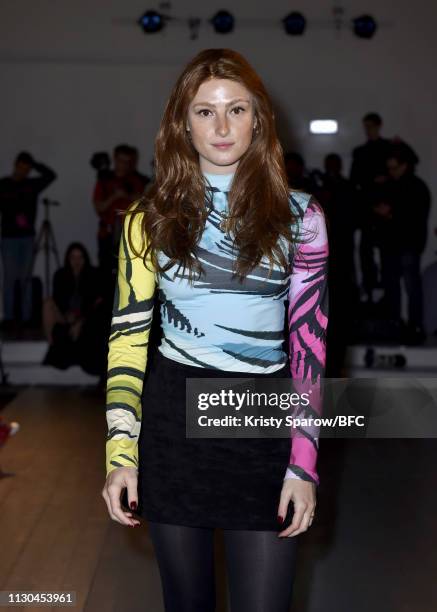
[24, 198, 61, 314]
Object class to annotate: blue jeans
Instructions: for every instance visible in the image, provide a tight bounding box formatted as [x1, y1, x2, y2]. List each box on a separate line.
[1, 236, 34, 321]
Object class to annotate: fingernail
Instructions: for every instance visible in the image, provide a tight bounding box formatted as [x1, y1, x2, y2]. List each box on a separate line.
[277, 515, 284, 524]
[130, 501, 137, 510]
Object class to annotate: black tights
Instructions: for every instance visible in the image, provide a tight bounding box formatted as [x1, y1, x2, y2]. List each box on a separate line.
[148, 521, 299, 612]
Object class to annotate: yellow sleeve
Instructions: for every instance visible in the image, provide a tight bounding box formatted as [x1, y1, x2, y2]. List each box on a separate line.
[105, 203, 156, 477]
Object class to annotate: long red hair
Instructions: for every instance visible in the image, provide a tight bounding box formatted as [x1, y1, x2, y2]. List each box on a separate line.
[123, 48, 300, 283]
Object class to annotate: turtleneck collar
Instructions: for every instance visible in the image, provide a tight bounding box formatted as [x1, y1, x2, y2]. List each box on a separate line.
[203, 170, 235, 192]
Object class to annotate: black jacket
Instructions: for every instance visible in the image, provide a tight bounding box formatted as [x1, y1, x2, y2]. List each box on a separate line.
[53, 266, 103, 318]
[383, 173, 431, 254]
[0, 162, 57, 237]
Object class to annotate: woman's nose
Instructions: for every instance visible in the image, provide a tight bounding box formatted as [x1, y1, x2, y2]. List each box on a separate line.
[215, 116, 230, 136]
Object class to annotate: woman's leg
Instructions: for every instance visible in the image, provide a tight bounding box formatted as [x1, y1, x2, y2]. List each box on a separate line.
[42, 297, 65, 344]
[1, 238, 20, 321]
[223, 529, 299, 612]
[147, 521, 216, 612]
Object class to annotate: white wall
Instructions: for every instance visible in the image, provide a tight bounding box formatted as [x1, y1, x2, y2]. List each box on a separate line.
[1, 0, 436, 279]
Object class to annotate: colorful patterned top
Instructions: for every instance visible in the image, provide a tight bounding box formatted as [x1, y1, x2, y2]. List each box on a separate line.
[105, 171, 329, 484]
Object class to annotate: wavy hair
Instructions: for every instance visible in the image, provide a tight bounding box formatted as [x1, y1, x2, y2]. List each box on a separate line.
[122, 48, 301, 283]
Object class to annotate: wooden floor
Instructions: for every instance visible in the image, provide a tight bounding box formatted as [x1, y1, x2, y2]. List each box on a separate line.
[1, 386, 437, 611]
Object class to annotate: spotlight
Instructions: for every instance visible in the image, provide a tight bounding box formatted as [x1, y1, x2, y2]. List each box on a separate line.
[211, 10, 234, 34]
[310, 120, 338, 135]
[283, 12, 306, 36]
[139, 10, 165, 33]
[353, 15, 377, 39]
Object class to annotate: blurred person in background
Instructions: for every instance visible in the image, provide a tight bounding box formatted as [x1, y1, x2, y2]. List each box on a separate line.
[42, 242, 107, 377]
[350, 113, 393, 192]
[0, 152, 56, 327]
[92, 144, 145, 290]
[374, 144, 431, 344]
[316, 153, 357, 285]
[350, 113, 420, 306]
[349, 113, 393, 304]
[315, 153, 358, 374]
[284, 151, 316, 194]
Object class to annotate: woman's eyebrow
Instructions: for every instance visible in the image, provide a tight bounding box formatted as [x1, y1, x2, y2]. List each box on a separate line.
[192, 98, 250, 108]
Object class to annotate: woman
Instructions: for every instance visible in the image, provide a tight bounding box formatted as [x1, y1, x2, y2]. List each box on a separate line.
[102, 48, 329, 611]
[42, 242, 106, 376]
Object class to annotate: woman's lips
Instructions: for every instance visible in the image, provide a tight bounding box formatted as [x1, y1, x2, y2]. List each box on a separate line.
[212, 143, 233, 149]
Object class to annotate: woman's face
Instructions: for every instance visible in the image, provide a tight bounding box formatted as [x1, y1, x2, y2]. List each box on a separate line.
[186, 78, 257, 174]
[68, 248, 85, 274]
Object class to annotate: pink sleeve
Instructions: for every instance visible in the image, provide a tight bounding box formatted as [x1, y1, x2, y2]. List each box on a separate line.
[284, 196, 329, 485]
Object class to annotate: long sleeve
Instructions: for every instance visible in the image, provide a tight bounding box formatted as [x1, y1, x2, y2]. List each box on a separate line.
[285, 196, 329, 484]
[105, 203, 156, 477]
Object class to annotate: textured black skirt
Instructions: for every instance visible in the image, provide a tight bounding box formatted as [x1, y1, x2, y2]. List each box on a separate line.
[135, 349, 294, 531]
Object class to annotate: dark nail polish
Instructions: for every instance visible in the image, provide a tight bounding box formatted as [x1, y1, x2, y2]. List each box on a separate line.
[277, 515, 284, 524]
[130, 501, 137, 510]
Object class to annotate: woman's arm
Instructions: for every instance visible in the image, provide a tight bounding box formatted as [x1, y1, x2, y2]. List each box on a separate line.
[285, 196, 329, 485]
[94, 189, 127, 215]
[105, 204, 156, 477]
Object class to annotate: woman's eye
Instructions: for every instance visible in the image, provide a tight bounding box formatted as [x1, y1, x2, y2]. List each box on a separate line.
[196, 106, 246, 117]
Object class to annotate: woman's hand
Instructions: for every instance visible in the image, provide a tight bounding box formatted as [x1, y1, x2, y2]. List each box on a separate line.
[277, 479, 316, 538]
[101, 467, 141, 527]
[68, 318, 83, 341]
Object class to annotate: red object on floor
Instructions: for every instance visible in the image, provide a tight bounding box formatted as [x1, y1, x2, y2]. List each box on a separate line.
[0, 421, 12, 446]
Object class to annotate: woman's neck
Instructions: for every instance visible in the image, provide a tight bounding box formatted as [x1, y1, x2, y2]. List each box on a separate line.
[203, 170, 235, 192]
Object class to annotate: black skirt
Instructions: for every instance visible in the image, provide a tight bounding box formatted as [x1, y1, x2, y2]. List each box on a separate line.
[135, 349, 294, 531]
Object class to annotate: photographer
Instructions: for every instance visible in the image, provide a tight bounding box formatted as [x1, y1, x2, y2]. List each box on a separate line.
[0, 151, 57, 326]
[92, 144, 146, 288]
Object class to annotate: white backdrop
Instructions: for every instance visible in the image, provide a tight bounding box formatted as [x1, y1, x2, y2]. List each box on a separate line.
[0, 0, 436, 282]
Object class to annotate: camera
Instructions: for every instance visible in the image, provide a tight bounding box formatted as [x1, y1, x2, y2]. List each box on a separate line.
[90, 152, 112, 181]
